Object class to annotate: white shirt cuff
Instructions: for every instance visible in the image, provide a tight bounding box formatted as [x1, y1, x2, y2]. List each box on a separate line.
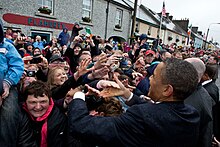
[73, 92, 85, 101]
[127, 92, 133, 101]
[121, 92, 133, 102]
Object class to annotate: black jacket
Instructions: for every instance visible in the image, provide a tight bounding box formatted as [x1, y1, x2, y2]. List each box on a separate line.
[203, 81, 219, 104]
[24, 106, 68, 147]
[68, 95, 200, 147]
[185, 84, 214, 147]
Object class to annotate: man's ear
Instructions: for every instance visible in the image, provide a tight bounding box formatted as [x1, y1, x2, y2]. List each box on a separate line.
[202, 73, 210, 81]
[163, 84, 173, 97]
[99, 112, 105, 116]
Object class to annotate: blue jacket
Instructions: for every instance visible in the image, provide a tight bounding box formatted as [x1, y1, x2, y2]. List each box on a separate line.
[33, 41, 45, 50]
[58, 28, 70, 46]
[0, 38, 24, 86]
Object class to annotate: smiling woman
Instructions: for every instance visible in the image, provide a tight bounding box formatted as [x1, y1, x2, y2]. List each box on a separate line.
[22, 80, 70, 147]
[47, 67, 68, 90]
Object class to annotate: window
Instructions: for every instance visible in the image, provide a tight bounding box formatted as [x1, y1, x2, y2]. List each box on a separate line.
[176, 35, 180, 42]
[115, 9, 123, 29]
[82, 0, 92, 22]
[147, 26, 151, 36]
[38, 0, 53, 15]
[31, 31, 52, 42]
[135, 22, 139, 33]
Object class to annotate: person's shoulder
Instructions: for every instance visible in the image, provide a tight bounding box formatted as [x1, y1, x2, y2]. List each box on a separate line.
[127, 102, 156, 113]
[49, 105, 67, 121]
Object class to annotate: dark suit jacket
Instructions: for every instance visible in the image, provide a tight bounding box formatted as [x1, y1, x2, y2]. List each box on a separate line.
[203, 81, 219, 104]
[185, 85, 214, 147]
[68, 95, 200, 147]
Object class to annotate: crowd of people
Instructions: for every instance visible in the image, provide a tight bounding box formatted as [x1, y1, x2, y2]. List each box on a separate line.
[1, 17, 220, 147]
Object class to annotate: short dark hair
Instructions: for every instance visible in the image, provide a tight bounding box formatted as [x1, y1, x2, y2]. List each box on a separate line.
[161, 58, 198, 100]
[24, 81, 51, 101]
[95, 97, 123, 117]
[205, 64, 217, 79]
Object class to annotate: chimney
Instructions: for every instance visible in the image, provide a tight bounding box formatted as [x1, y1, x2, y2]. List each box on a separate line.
[169, 15, 173, 20]
[198, 31, 202, 36]
[192, 27, 198, 34]
[157, 12, 162, 16]
[166, 13, 169, 18]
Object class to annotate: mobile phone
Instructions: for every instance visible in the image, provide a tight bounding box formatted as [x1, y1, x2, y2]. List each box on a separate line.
[30, 56, 42, 64]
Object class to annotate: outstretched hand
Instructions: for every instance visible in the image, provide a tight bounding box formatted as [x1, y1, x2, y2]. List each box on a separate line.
[85, 84, 100, 97]
[99, 74, 131, 99]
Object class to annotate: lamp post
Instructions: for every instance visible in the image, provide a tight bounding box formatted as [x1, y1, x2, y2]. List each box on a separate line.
[104, 0, 111, 40]
[205, 23, 220, 49]
[130, 0, 138, 44]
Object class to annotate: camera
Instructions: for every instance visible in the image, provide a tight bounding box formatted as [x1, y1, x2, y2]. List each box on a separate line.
[26, 70, 36, 77]
[30, 55, 42, 64]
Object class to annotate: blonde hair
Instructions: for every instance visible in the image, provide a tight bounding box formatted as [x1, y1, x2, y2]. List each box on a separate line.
[47, 67, 65, 90]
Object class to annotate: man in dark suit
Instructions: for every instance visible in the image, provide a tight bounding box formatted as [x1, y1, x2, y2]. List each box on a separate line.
[68, 58, 200, 147]
[201, 64, 220, 143]
[185, 58, 215, 147]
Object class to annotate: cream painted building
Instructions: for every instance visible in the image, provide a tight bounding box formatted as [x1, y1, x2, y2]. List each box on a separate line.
[136, 4, 187, 47]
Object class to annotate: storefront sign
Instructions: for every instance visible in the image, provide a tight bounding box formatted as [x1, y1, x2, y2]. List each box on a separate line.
[3, 13, 74, 30]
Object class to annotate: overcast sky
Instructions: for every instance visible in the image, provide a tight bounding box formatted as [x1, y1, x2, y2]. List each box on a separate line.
[138, 0, 220, 43]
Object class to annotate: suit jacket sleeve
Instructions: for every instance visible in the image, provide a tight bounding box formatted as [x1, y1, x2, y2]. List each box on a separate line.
[68, 99, 121, 145]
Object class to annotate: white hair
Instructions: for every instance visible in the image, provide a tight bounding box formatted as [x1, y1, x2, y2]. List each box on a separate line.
[185, 58, 206, 82]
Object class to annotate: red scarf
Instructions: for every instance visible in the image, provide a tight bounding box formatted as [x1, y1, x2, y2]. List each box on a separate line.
[23, 98, 54, 147]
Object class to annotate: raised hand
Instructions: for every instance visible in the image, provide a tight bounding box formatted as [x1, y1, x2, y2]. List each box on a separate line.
[93, 53, 108, 70]
[90, 66, 109, 79]
[74, 58, 93, 80]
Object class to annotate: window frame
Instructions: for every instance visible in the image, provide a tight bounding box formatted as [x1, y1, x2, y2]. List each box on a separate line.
[115, 8, 123, 28]
[82, 0, 93, 22]
[37, 0, 54, 15]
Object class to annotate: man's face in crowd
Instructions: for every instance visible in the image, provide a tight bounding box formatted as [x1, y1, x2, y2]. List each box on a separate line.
[148, 62, 166, 102]
[12, 32, 18, 40]
[33, 49, 41, 55]
[145, 54, 155, 64]
[79, 54, 92, 62]
[162, 52, 171, 61]
[51, 48, 61, 56]
[26, 94, 49, 118]
[27, 45, 33, 52]
[208, 56, 217, 64]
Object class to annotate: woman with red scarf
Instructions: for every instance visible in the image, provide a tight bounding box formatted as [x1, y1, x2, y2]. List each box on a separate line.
[22, 81, 68, 147]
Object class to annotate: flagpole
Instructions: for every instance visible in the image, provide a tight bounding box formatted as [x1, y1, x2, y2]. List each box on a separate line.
[187, 24, 192, 46]
[159, 13, 163, 40]
[159, 1, 165, 42]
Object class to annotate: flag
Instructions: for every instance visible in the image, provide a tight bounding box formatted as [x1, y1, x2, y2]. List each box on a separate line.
[187, 24, 192, 45]
[203, 33, 206, 40]
[187, 24, 192, 36]
[85, 27, 92, 38]
[162, 1, 166, 17]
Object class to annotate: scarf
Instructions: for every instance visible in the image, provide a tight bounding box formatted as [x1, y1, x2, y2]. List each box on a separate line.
[23, 97, 54, 147]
